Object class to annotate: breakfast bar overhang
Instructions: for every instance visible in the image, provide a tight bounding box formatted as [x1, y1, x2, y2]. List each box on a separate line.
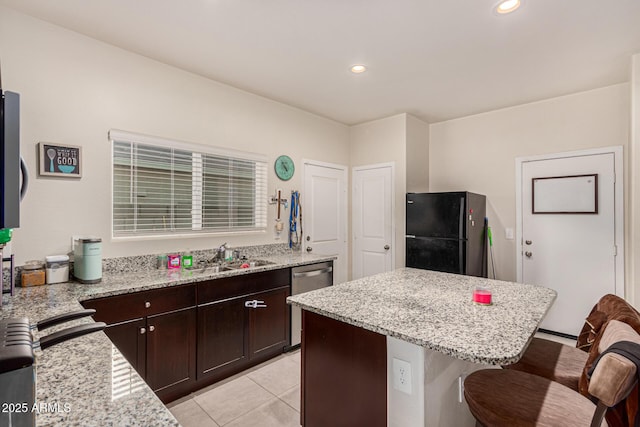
[288, 268, 557, 426]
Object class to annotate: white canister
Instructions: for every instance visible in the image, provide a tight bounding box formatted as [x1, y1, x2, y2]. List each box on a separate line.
[45, 255, 70, 284]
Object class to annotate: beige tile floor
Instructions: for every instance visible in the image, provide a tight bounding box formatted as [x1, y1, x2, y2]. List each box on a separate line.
[169, 333, 576, 426]
[167, 350, 301, 427]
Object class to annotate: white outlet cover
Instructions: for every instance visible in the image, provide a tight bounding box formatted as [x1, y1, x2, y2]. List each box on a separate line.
[505, 228, 514, 240]
[392, 357, 412, 395]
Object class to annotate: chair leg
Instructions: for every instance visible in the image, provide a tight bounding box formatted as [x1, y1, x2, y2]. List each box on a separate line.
[590, 401, 607, 427]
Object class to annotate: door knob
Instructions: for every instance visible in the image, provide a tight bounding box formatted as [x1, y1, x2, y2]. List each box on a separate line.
[525, 251, 532, 258]
[525, 240, 532, 245]
[149, 325, 155, 332]
[306, 247, 312, 252]
[140, 327, 146, 335]
[384, 245, 390, 250]
[145, 301, 151, 308]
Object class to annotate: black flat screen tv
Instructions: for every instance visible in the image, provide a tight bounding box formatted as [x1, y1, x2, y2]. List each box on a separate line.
[0, 88, 21, 229]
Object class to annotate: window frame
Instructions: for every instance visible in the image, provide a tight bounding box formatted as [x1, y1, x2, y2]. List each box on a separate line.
[109, 129, 268, 241]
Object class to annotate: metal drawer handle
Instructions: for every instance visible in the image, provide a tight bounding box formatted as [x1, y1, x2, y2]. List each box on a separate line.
[244, 300, 267, 309]
[292, 267, 333, 278]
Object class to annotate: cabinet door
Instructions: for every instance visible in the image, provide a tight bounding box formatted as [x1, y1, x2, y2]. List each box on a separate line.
[197, 297, 248, 380]
[146, 307, 196, 394]
[249, 286, 290, 360]
[104, 318, 147, 379]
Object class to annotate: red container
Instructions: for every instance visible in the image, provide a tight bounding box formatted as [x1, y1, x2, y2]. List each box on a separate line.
[472, 288, 492, 305]
[167, 254, 181, 269]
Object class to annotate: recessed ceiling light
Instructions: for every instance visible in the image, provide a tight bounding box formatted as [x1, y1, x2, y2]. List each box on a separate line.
[350, 65, 367, 74]
[495, 0, 521, 14]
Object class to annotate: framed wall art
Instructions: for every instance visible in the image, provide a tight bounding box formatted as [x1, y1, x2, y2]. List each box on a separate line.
[532, 174, 598, 214]
[38, 142, 82, 178]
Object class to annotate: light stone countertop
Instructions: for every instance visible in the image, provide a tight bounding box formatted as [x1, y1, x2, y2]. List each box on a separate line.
[0, 252, 334, 426]
[287, 267, 556, 365]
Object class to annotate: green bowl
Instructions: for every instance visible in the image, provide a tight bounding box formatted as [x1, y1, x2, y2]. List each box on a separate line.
[0, 228, 12, 245]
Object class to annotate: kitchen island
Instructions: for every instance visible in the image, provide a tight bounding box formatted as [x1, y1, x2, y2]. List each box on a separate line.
[0, 251, 334, 426]
[288, 268, 557, 426]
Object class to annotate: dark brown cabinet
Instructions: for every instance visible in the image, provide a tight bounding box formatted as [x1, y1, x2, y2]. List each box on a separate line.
[83, 267, 291, 402]
[249, 287, 289, 359]
[82, 284, 197, 402]
[146, 308, 196, 394]
[197, 297, 247, 380]
[302, 310, 387, 426]
[104, 318, 147, 378]
[196, 269, 290, 387]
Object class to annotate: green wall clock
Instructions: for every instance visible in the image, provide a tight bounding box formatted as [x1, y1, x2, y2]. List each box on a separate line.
[275, 155, 295, 181]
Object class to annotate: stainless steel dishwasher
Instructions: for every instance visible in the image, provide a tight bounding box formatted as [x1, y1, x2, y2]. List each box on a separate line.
[290, 261, 333, 346]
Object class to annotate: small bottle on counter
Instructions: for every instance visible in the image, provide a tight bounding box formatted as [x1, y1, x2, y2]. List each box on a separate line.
[167, 254, 181, 269]
[157, 254, 168, 269]
[182, 251, 193, 269]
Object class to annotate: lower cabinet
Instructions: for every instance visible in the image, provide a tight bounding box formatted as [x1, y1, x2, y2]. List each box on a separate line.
[104, 318, 147, 378]
[196, 284, 290, 385]
[102, 308, 197, 401]
[197, 297, 247, 380]
[82, 284, 197, 403]
[84, 268, 291, 402]
[249, 287, 289, 359]
[146, 308, 197, 396]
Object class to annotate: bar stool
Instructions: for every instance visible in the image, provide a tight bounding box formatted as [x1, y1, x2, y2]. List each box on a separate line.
[464, 320, 640, 427]
[503, 294, 640, 392]
[503, 337, 588, 390]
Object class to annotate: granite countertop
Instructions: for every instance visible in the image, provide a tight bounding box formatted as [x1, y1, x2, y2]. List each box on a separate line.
[288, 267, 556, 365]
[0, 252, 334, 426]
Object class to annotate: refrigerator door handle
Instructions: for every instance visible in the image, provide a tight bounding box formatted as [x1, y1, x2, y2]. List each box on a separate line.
[458, 197, 465, 240]
[406, 235, 416, 239]
[459, 241, 464, 274]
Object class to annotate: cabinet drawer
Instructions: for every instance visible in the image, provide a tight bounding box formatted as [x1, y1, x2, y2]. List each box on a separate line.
[83, 284, 196, 324]
[197, 268, 290, 305]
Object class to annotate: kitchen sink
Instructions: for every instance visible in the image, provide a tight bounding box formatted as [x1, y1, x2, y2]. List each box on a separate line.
[221, 260, 275, 270]
[198, 259, 275, 273]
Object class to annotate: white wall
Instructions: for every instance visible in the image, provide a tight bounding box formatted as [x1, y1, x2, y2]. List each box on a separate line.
[406, 115, 430, 193]
[430, 84, 630, 282]
[0, 7, 349, 265]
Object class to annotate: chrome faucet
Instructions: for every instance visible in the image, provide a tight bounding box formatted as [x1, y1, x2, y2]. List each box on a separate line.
[214, 243, 227, 264]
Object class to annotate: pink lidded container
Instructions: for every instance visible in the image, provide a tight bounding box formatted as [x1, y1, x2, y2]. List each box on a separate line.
[472, 286, 492, 305]
[167, 254, 181, 269]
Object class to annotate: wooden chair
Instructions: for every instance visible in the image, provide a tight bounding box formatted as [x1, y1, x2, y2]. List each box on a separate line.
[464, 319, 640, 427]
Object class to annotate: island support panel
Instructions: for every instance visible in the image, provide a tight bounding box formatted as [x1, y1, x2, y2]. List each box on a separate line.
[301, 310, 387, 426]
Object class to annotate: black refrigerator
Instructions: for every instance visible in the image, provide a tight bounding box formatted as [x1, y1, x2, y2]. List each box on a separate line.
[406, 192, 487, 277]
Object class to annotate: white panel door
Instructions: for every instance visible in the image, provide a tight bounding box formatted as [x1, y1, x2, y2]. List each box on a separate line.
[520, 152, 620, 335]
[352, 164, 393, 280]
[303, 161, 348, 284]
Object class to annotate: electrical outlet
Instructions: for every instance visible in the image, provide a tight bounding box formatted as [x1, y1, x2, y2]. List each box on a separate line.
[392, 357, 412, 395]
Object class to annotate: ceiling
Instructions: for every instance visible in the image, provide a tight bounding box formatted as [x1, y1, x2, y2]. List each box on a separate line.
[2, 0, 640, 125]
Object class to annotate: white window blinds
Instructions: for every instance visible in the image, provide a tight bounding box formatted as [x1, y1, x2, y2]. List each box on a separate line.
[110, 130, 267, 237]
